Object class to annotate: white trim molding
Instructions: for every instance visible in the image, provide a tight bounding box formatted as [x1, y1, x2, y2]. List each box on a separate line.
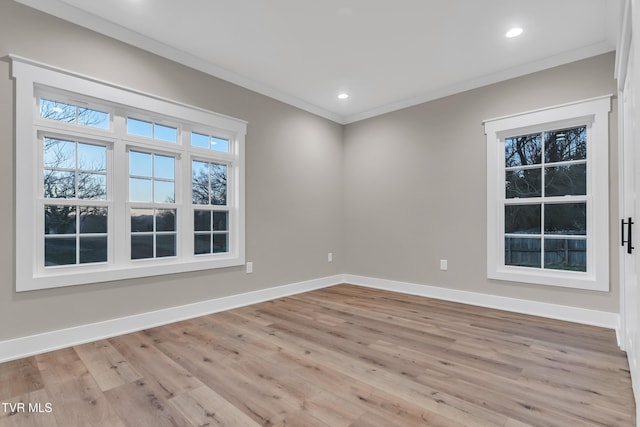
[0, 274, 621, 363]
[484, 95, 612, 291]
[0, 275, 344, 363]
[344, 274, 620, 332]
[12, 55, 248, 291]
[10, 1, 617, 125]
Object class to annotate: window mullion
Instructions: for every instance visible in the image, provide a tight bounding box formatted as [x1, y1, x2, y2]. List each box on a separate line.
[540, 131, 546, 270]
[184, 155, 195, 260]
[112, 114, 128, 266]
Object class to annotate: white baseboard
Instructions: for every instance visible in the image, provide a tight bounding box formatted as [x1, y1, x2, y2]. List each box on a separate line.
[0, 275, 344, 363]
[344, 274, 620, 332]
[633, 361, 640, 425]
[0, 273, 622, 363]
[625, 334, 640, 423]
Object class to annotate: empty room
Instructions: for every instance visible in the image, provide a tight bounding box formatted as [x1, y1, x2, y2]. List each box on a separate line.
[1, 0, 639, 425]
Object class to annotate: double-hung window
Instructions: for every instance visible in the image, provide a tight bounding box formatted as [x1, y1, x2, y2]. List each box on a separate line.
[484, 96, 610, 291]
[13, 57, 246, 291]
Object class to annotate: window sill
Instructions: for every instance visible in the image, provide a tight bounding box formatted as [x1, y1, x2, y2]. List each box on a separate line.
[18, 255, 245, 292]
[488, 266, 608, 291]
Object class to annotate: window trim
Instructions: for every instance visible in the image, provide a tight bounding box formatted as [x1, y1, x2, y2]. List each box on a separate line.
[12, 55, 247, 292]
[484, 95, 611, 291]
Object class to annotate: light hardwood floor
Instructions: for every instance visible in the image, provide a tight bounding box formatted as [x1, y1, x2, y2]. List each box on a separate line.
[0, 285, 634, 426]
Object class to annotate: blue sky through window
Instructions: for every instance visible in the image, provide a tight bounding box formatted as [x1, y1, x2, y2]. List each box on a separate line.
[191, 132, 229, 153]
[129, 151, 175, 203]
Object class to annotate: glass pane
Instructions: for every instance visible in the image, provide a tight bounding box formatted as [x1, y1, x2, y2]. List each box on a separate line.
[544, 126, 587, 164]
[45, 205, 77, 234]
[79, 236, 108, 264]
[505, 133, 542, 167]
[154, 123, 178, 143]
[78, 173, 106, 200]
[78, 108, 110, 129]
[211, 136, 229, 153]
[130, 151, 152, 177]
[44, 170, 75, 198]
[156, 234, 176, 257]
[79, 207, 107, 233]
[544, 203, 586, 235]
[192, 161, 210, 204]
[131, 235, 153, 259]
[45, 237, 76, 266]
[191, 132, 209, 149]
[127, 117, 153, 138]
[544, 238, 587, 272]
[40, 99, 75, 123]
[213, 233, 228, 253]
[194, 210, 211, 231]
[156, 209, 176, 232]
[505, 204, 541, 234]
[211, 163, 227, 205]
[130, 178, 152, 202]
[154, 181, 175, 203]
[213, 211, 228, 231]
[544, 164, 587, 197]
[194, 234, 211, 255]
[505, 237, 541, 268]
[154, 155, 175, 180]
[505, 168, 541, 199]
[131, 209, 153, 232]
[44, 138, 75, 169]
[78, 143, 106, 172]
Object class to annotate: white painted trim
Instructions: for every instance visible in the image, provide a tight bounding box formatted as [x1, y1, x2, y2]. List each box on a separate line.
[12, 1, 615, 125]
[11, 0, 344, 125]
[0, 273, 623, 363]
[482, 94, 613, 125]
[484, 95, 611, 291]
[0, 275, 345, 363]
[12, 56, 247, 291]
[344, 274, 620, 332]
[343, 43, 614, 124]
[615, 0, 633, 86]
[616, 7, 635, 424]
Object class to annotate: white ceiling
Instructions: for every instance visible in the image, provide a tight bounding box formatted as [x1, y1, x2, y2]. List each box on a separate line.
[15, 0, 621, 124]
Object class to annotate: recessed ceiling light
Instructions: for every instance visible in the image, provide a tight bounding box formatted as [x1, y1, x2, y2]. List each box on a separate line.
[338, 93, 349, 100]
[506, 27, 523, 38]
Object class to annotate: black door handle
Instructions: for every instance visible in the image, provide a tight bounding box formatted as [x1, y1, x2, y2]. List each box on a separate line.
[622, 217, 634, 254]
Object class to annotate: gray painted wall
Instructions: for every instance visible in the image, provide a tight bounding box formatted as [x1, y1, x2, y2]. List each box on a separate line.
[0, 1, 344, 341]
[343, 52, 619, 312]
[0, 0, 619, 343]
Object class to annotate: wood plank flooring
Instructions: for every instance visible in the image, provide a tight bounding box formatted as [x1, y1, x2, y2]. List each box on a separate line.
[0, 284, 634, 426]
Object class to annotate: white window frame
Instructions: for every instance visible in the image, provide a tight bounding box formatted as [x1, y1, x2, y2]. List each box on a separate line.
[484, 95, 611, 291]
[13, 56, 247, 292]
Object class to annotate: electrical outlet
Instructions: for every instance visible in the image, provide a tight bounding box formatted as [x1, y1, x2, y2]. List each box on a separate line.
[246, 262, 253, 274]
[328, 252, 333, 263]
[440, 259, 448, 271]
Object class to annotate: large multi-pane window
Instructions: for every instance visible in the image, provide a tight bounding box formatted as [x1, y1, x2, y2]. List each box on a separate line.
[43, 137, 109, 266]
[129, 151, 177, 259]
[13, 58, 246, 291]
[504, 126, 587, 272]
[192, 158, 229, 255]
[484, 96, 610, 291]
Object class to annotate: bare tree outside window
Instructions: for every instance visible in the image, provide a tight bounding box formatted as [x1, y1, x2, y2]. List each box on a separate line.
[43, 135, 108, 266]
[40, 98, 109, 129]
[504, 126, 587, 272]
[192, 161, 227, 205]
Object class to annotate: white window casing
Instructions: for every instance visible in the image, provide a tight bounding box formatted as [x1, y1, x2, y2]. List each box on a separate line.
[484, 95, 611, 291]
[13, 55, 247, 291]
